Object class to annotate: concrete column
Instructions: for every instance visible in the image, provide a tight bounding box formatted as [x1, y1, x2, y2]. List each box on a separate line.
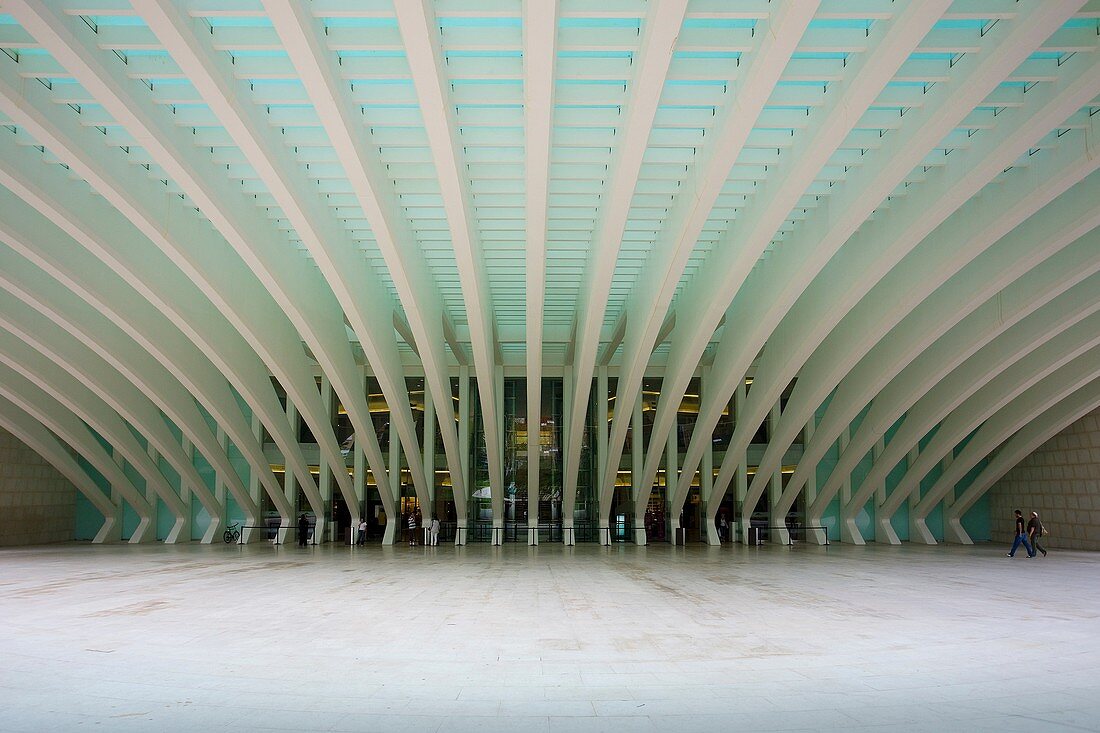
[213, 426, 229, 543]
[872, 436, 896, 544]
[385, 416, 401, 545]
[594, 367, 611, 545]
[838, 427, 863, 545]
[175, 440, 203, 544]
[627, 388, 643, 547]
[423, 383, 436, 546]
[114, 446, 153, 544]
[457, 366, 470, 545]
[317, 376, 333, 543]
[661, 424, 676, 545]
[770, 399, 788, 545]
[563, 364, 576, 543]
[492, 365, 504, 546]
[248, 412, 266, 544]
[735, 381, 749, 544]
[702, 395, 718, 545]
[526, 371, 539, 546]
[284, 400, 314, 545]
[805, 416, 827, 545]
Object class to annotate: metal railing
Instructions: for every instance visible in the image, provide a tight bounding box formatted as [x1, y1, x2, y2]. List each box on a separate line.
[742, 524, 830, 546]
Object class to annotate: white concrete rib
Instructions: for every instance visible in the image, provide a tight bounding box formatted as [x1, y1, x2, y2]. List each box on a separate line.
[263, 0, 471, 529]
[789, 170, 1100, 539]
[0, 398, 121, 543]
[668, 1, 1085, 538]
[941, 378, 1100, 544]
[395, 0, 506, 532]
[131, 0, 406, 527]
[0, 5, 332, 529]
[736, 50, 1100, 541]
[0, 175, 298, 529]
[598, 0, 822, 537]
[523, 0, 558, 541]
[559, 0, 689, 539]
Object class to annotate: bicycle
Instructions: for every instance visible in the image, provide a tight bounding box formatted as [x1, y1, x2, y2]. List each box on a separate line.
[223, 522, 241, 544]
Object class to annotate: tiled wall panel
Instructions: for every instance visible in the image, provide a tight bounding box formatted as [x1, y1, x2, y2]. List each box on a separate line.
[0, 428, 76, 546]
[988, 408, 1100, 551]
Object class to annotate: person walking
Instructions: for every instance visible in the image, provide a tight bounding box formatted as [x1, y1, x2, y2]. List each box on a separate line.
[1007, 509, 1034, 558]
[297, 513, 309, 547]
[430, 515, 441, 546]
[407, 510, 418, 546]
[1027, 511, 1047, 557]
[356, 517, 367, 546]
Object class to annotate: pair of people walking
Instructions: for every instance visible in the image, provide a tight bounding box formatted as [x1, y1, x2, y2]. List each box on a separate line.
[1007, 509, 1048, 558]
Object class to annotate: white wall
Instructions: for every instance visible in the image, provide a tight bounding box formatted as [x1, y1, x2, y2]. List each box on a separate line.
[987, 407, 1100, 551]
[0, 428, 76, 546]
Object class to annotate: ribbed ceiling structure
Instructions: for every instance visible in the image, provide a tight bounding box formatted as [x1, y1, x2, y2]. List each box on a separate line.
[0, 0, 1098, 545]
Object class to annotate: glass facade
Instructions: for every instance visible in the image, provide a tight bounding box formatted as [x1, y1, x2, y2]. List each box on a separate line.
[252, 375, 820, 543]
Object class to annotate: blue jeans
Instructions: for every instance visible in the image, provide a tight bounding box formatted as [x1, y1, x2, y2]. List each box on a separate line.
[1009, 534, 1034, 557]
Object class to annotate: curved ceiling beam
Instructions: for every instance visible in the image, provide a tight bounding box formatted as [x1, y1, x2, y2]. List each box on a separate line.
[852, 319, 1100, 543]
[261, 0, 468, 520]
[0, 340, 192, 541]
[607, 0, 824, 525]
[907, 351, 1100, 540]
[781, 169, 1100, 524]
[610, 0, 926, 521]
[810, 228, 1100, 528]
[0, 398, 120, 544]
[0, 216, 301, 526]
[0, 369, 154, 543]
[0, 299, 262, 539]
[790, 269, 1100, 534]
[523, 0, 558, 537]
[558, 0, 689, 533]
[653, 1, 1085, 531]
[743, 113, 1100, 534]
[682, 12, 1097, 530]
[395, 0, 510, 524]
[4, 0, 376, 524]
[942, 381, 1100, 544]
[0, 43, 326, 524]
[132, 0, 416, 520]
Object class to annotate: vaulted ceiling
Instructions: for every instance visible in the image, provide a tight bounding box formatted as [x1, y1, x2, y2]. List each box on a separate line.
[0, 0, 1098, 544]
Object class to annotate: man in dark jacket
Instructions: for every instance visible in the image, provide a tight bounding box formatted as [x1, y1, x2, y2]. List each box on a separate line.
[298, 513, 310, 547]
[1026, 511, 1047, 557]
[1007, 509, 1034, 558]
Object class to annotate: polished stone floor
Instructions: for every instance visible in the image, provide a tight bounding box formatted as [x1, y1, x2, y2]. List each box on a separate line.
[1, 541, 1097, 732]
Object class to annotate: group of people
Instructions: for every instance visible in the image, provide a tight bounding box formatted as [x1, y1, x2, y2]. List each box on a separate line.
[1007, 509, 1048, 558]
[349, 509, 442, 546]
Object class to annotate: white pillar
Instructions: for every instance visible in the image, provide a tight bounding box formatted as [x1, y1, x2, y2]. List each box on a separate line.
[662, 423, 676, 545]
[701, 369, 720, 546]
[770, 399, 788, 545]
[212, 427, 229, 542]
[563, 363, 576, 542]
[527, 372, 539, 546]
[873, 436, 898, 544]
[838, 426, 863, 545]
[627, 388, 643, 546]
[385, 415, 401, 545]
[492, 365, 504, 545]
[317, 376, 333, 543]
[457, 365, 470, 545]
[423, 383, 436, 546]
[735, 381, 750, 544]
[805, 416, 827, 545]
